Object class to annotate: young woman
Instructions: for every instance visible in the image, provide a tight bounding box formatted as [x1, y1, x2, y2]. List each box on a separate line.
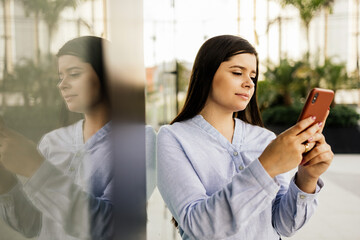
[157, 35, 333, 240]
[0, 36, 113, 239]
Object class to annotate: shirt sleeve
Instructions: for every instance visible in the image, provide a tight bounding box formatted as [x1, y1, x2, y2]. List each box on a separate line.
[272, 172, 323, 237]
[0, 182, 42, 238]
[22, 159, 113, 240]
[157, 127, 281, 240]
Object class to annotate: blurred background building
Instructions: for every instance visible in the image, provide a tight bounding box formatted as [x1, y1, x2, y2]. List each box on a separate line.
[143, 0, 360, 130]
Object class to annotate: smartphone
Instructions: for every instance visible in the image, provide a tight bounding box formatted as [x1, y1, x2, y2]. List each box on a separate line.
[298, 88, 334, 124]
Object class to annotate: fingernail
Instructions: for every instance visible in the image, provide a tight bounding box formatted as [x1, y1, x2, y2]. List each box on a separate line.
[311, 116, 316, 120]
[328, 107, 330, 110]
[318, 122, 323, 127]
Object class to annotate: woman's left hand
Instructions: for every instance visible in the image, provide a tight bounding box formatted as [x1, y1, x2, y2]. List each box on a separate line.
[0, 117, 44, 178]
[296, 109, 333, 193]
[296, 132, 333, 193]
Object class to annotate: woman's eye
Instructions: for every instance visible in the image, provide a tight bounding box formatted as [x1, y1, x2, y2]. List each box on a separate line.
[69, 73, 81, 78]
[250, 77, 256, 81]
[232, 72, 242, 76]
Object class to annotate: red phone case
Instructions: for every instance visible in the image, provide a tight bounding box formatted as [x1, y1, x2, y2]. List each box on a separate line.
[298, 88, 334, 123]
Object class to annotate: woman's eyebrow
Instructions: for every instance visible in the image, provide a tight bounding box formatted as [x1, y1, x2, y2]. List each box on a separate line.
[66, 66, 83, 72]
[229, 65, 256, 74]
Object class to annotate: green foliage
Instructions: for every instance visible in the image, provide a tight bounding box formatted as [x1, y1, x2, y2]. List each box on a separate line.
[280, 0, 334, 26]
[263, 59, 305, 106]
[262, 104, 360, 127]
[261, 57, 359, 128]
[3, 105, 82, 142]
[257, 80, 277, 111]
[262, 57, 350, 108]
[326, 105, 360, 127]
[315, 58, 350, 92]
[262, 105, 302, 126]
[177, 61, 191, 92]
[5, 56, 62, 107]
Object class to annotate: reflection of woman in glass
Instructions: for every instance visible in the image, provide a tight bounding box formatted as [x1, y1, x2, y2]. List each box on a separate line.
[0, 36, 113, 239]
[157, 35, 333, 240]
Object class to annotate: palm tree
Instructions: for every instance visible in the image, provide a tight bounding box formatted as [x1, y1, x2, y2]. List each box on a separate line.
[264, 59, 304, 106]
[315, 58, 349, 106]
[280, 0, 334, 61]
[41, 0, 77, 55]
[19, 0, 83, 59]
[1, 0, 13, 109]
[19, 0, 47, 64]
[323, 0, 334, 60]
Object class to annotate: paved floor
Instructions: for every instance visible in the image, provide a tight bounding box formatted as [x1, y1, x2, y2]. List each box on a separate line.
[147, 154, 360, 240]
[1, 154, 359, 239]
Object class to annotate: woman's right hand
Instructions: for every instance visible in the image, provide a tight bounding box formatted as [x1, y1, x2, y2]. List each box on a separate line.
[259, 116, 322, 178]
[0, 162, 17, 194]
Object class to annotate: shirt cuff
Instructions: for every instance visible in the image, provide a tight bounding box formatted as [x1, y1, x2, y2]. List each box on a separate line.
[289, 174, 324, 203]
[23, 160, 59, 200]
[246, 158, 280, 197]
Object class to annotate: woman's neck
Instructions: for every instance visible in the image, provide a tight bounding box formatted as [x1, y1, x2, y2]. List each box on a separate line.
[83, 103, 110, 143]
[200, 103, 235, 143]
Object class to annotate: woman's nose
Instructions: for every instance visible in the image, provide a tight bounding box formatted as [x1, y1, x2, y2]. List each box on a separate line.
[57, 77, 69, 90]
[242, 76, 255, 89]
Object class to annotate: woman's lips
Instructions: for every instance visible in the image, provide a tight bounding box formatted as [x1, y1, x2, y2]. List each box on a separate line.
[63, 94, 77, 101]
[235, 93, 249, 100]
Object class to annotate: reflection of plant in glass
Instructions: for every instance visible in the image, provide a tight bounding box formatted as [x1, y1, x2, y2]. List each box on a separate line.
[41, 0, 78, 54]
[19, 0, 80, 59]
[3, 55, 82, 141]
[6, 57, 60, 108]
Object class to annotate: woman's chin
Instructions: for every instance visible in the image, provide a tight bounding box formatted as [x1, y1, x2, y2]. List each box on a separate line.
[66, 104, 83, 114]
[233, 105, 248, 113]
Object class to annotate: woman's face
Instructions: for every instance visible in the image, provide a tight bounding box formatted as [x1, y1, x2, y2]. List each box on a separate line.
[206, 53, 257, 114]
[58, 55, 103, 113]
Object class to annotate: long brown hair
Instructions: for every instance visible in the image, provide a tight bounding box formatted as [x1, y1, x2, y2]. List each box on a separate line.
[170, 35, 264, 228]
[171, 35, 263, 127]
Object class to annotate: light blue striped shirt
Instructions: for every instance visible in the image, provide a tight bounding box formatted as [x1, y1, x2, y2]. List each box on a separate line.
[0, 121, 156, 240]
[157, 115, 323, 240]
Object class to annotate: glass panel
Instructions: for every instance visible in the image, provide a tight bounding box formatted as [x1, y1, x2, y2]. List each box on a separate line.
[0, 1, 120, 239]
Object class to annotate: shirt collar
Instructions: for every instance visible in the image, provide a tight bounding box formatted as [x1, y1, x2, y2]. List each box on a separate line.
[75, 119, 111, 150]
[191, 115, 243, 149]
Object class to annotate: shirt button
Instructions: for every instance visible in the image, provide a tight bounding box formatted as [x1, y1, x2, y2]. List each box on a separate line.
[299, 194, 306, 199]
[233, 151, 238, 156]
[238, 165, 244, 170]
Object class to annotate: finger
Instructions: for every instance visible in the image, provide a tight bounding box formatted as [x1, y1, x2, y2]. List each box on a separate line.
[296, 121, 322, 144]
[304, 141, 316, 152]
[286, 116, 316, 136]
[301, 143, 332, 165]
[319, 109, 330, 133]
[302, 151, 333, 167]
[307, 132, 325, 144]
